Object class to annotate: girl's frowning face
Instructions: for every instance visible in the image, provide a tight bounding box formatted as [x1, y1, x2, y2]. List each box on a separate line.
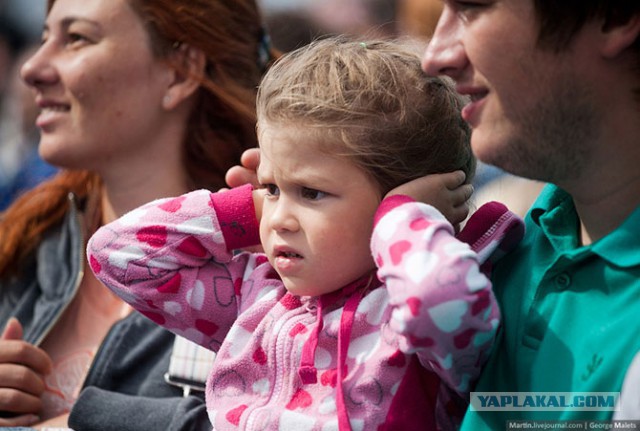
[257, 123, 381, 297]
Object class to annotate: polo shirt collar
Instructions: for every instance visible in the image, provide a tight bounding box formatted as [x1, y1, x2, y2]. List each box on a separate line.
[591, 204, 640, 267]
[529, 184, 640, 268]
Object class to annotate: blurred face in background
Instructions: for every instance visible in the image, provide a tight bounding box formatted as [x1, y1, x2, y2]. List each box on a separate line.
[397, 0, 443, 40]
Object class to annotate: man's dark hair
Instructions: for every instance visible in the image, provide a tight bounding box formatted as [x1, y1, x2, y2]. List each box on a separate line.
[533, 0, 639, 54]
[533, 0, 640, 101]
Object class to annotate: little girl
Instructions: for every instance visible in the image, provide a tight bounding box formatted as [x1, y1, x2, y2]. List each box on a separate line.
[87, 37, 523, 430]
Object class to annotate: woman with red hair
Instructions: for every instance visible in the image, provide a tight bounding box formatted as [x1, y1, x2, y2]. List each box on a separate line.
[0, 0, 275, 429]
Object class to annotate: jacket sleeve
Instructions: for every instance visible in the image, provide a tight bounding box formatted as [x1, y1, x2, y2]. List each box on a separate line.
[371, 195, 500, 396]
[69, 388, 210, 431]
[86, 184, 261, 350]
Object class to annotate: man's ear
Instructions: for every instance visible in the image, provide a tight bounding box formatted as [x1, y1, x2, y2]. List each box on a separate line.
[162, 43, 206, 110]
[600, 13, 640, 59]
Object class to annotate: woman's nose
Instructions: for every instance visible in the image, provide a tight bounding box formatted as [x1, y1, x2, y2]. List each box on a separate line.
[20, 42, 58, 89]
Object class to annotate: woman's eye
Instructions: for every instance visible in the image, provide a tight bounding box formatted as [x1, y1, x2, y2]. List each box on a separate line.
[264, 184, 280, 196]
[66, 32, 90, 46]
[301, 187, 326, 201]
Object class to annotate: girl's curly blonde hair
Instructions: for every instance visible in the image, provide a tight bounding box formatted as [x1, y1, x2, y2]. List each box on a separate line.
[257, 35, 474, 195]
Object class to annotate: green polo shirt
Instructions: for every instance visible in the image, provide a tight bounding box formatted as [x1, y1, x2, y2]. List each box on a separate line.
[461, 185, 640, 429]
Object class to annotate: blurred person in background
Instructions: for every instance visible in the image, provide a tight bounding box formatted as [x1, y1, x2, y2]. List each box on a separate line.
[308, 0, 397, 38]
[0, 10, 31, 189]
[264, 9, 324, 52]
[395, 0, 442, 40]
[261, 0, 398, 50]
[0, 44, 58, 211]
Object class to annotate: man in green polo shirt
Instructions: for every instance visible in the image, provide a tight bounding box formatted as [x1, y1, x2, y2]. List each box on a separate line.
[422, 0, 640, 428]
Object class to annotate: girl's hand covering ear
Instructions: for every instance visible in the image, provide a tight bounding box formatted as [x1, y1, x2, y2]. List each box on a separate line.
[224, 148, 261, 190]
[385, 171, 473, 231]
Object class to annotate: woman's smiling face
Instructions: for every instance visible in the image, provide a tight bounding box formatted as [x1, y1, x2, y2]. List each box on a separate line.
[21, 0, 174, 173]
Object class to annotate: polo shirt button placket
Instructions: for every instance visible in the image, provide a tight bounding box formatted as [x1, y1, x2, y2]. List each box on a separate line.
[555, 272, 572, 289]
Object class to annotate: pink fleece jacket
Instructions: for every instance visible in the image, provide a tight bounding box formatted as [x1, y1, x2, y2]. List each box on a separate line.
[87, 184, 523, 431]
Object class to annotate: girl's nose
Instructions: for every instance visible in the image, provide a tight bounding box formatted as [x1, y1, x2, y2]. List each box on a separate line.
[268, 198, 299, 233]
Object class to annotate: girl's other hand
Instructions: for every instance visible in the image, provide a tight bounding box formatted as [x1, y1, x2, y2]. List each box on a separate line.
[385, 171, 473, 230]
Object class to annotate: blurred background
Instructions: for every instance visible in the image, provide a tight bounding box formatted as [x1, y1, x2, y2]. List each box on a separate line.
[260, 0, 443, 51]
[0, 0, 541, 216]
[0, 0, 52, 211]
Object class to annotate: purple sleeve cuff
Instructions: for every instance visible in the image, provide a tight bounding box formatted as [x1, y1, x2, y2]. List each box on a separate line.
[209, 184, 261, 250]
[374, 194, 415, 226]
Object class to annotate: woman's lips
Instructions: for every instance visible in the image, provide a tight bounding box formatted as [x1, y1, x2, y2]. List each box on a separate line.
[36, 101, 71, 129]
